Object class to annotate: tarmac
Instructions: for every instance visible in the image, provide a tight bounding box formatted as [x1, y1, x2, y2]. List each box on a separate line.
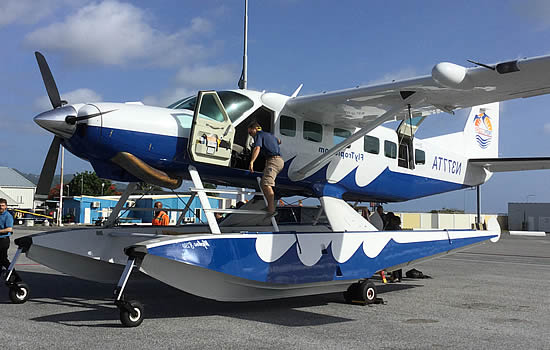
[0, 228, 549, 349]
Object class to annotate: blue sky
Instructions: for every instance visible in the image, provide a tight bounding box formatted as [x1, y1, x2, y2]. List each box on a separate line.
[1, 0, 550, 213]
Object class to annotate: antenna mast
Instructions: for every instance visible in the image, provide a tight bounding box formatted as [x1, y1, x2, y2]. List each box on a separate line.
[238, 0, 248, 89]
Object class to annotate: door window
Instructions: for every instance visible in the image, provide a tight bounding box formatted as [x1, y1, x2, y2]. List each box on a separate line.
[198, 94, 225, 122]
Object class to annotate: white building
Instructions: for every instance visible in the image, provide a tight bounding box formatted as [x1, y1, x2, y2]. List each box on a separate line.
[0, 167, 36, 209]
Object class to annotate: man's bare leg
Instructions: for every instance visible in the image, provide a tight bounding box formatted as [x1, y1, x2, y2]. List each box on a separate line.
[262, 185, 275, 213]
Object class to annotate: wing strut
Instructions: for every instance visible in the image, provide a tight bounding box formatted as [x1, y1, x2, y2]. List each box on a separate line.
[292, 93, 425, 181]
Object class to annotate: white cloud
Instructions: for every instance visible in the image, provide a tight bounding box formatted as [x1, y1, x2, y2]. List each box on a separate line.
[35, 88, 102, 111]
[142, 64, 238, 107]
[365, 67, 419, 86]
[544, 123, 550, 134]
[25, 0, 212, 66]
[176, 64, 238, 88]
[143, 87, 194, 108]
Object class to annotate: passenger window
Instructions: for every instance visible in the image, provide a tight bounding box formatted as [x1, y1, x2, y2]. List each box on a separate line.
[384, 140, 397, 159]
[364, 135, 379, 154]
[303, 121, 323, 142]
[415, 149, 425, 165]
[198, 94, 225, 122]
[280, 115, 296, 137]
[333, 128, 351, 145]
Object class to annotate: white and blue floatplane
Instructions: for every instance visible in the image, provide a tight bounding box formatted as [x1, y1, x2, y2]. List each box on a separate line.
[5, 7, 550, 325]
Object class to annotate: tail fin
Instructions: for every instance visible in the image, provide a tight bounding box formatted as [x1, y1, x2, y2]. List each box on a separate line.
[462, 102, 499, 158]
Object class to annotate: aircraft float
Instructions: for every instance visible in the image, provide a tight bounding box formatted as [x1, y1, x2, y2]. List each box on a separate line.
[5, 6, 550, 327]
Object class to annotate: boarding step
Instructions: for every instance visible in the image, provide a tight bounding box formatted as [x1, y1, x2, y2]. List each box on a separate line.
[256, 177, 279, 232]
[189, 188, 261, 196]
[204, 208, 267, 215]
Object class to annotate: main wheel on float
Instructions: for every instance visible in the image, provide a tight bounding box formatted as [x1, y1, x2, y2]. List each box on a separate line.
[358, 280, 377, 304]
[343, 280, 377, 305]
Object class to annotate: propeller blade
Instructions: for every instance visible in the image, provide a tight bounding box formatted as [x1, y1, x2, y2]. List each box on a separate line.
[35, 51, 63, 109]
[36, 136, 62, 197]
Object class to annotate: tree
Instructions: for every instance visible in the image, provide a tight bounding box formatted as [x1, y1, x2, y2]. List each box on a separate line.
[48, 184, 61, 199]
[67, 171, 119, 196]
[136, 182, 163, 193]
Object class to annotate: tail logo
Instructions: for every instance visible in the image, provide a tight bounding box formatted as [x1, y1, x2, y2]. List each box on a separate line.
[473, 113, 492, 149]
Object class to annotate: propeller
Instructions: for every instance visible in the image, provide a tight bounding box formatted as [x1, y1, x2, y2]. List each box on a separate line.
[36, 136, 62, 198]
[34, 51, 65, 198]
[35, 51, 65, 108]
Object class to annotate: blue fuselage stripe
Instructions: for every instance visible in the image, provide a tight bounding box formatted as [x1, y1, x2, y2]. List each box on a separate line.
[65, 125, 466, 201]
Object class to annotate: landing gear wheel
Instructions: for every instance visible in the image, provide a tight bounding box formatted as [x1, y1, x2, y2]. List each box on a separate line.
[119, 300, 144, 327]
[358, 281, 377, 304]
[9, 282, 30, 304]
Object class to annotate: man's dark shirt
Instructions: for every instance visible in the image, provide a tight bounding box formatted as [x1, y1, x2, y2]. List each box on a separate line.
[253, 131, 280, 157]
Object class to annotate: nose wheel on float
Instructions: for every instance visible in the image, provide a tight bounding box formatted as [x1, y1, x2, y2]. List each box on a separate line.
[113, 256, 145, 327]
[3, 248, 30, 304]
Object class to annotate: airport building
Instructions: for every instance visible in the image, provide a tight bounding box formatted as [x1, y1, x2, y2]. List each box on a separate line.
[0, 167, 36, 209]
[508, 202, 550, 232]
[62, 194, 227, 225]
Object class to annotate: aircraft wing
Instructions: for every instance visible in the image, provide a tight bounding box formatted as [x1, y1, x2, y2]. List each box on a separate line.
[283, 55, 550, 128]
[469, 157, 550, 172]
[283, 55, 550, 179]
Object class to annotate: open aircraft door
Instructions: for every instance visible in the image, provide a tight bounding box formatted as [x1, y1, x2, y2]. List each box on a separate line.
[188, 91, 235, 167]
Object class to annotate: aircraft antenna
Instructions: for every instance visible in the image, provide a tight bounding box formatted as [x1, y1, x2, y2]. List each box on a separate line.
[238, 0, 248, 89]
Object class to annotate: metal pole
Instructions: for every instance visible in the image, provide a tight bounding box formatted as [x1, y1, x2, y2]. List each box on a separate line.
[240, 0, 248, 89]
[58, 146, 64, 226]
[476, 185, 481, 229]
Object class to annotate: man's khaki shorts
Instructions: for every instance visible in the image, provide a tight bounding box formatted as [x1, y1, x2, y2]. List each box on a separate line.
[261, 156, 284, 187]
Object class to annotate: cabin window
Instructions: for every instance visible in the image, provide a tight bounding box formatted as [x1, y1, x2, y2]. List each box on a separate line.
[384, 140, 397, 159]
[364, 135, 379, 154]
[415, 149, 425, 165]
[303, 121, 323, 142]
[333, 128, 352, 145]
[279, 116, 296, 137]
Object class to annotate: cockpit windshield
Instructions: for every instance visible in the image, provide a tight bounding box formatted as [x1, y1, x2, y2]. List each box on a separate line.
[167, 91, 255, 122]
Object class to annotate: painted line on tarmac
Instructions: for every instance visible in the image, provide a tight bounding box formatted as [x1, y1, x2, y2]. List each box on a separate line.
[440, 257, 550, 268]
[15, 263, 41, 266]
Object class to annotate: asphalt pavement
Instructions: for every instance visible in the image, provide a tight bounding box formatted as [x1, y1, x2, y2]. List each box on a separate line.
[0, 228, 549, 349]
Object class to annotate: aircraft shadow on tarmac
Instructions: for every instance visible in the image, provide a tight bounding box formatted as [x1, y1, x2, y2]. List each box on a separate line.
[1, 271, 421, 328]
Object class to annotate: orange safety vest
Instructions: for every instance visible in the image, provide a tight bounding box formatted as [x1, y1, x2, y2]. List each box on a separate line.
[152, 211, 169, 226]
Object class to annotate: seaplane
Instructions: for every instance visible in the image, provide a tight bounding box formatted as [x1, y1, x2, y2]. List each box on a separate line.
[5, 8, 550, 327]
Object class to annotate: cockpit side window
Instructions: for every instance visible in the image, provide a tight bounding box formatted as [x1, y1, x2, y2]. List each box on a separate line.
[217, 91, 254, 122]
[168, 91, 254, 123]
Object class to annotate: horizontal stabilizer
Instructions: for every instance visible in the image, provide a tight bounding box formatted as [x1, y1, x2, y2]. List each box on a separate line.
[469, 157, 550, 172]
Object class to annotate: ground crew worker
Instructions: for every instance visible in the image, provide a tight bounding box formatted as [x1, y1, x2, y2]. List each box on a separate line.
[152, 201, 169, 226]
[247, 121, 284, 215]
[0, 198, 20, 281]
